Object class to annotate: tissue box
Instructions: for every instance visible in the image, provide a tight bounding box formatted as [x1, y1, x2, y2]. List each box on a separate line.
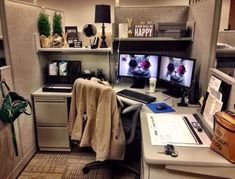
[211, 111, 235, 163]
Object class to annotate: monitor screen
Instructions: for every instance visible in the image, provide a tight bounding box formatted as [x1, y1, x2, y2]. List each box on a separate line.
[159, 55, 195, 88]
[118, 53, 159, 78]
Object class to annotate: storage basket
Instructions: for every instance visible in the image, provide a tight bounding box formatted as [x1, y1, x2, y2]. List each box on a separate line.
[211, 111, 235, 163]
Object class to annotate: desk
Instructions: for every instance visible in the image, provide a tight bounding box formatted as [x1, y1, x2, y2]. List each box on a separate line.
[116, 87, 235, 179]
[33, 85, 235, 178]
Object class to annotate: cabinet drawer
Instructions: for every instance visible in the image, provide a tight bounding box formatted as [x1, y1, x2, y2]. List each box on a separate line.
[37, 126, 70, 149]
[34, 99, 67, 125]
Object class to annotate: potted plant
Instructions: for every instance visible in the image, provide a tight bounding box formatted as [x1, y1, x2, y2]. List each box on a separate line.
[53, 12, 62, 36]
[52, 12, 68, 48]
[37, 11, 52, 48]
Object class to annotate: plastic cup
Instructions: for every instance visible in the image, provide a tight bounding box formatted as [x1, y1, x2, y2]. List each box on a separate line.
[149, 78, 157, 93]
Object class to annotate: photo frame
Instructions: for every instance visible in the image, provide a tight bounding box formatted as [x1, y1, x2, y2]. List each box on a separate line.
[65, 26, 81, 47]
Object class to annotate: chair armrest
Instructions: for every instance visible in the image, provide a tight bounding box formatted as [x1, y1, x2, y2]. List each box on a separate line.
[122, 104, 143, 115]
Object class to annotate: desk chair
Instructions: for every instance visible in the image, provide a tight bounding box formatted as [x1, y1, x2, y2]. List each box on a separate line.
[82, 103, 143, 179]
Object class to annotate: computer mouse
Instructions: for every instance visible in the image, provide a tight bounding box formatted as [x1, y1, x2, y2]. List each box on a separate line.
[156, 104, 166, 110]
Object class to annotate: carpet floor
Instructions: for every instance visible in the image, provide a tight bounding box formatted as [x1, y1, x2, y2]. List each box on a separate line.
[18, 149, 138, 179]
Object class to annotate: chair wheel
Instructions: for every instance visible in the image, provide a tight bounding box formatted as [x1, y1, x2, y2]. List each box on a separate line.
[82, 166, 89, 174]
[135, 175, 140, 179]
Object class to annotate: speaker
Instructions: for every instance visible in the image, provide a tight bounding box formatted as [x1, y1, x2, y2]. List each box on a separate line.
[188, 80, 199, 104]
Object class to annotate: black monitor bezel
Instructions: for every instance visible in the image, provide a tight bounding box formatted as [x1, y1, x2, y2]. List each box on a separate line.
[118, 52, 160, 79]
[158, 54, 196, 89]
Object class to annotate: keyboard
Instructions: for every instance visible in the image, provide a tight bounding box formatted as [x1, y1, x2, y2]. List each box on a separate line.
[117, 89, 156, 104]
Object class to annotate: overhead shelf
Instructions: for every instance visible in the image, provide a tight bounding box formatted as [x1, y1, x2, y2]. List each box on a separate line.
[113, 37, 192, 42]
[37, 47, 112, 53]
[34, 33, 112, 53]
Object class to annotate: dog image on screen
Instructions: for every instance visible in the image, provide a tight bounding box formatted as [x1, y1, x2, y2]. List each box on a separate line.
[166, 57, 186, 84]
[127, 55, 151, 77]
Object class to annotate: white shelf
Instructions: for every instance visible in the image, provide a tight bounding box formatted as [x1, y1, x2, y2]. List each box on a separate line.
[37, 47, 112, 53]
[34, 33, 112, 53]
[114, 37, 192, 42]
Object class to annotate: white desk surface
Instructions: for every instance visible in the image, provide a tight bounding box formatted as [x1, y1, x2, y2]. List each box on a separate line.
[114, 85, 235, 168]
[32, 84, 235, 168]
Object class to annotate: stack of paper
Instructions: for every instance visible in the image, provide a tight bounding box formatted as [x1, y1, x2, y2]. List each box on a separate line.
[146, 113, 211, 147]
[203, 76, 223, 128]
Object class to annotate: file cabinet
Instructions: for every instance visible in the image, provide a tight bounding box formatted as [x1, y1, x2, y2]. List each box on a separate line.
[33, 92, 71, 151]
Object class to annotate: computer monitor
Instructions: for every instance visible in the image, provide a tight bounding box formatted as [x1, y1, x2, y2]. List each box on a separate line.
[118, 53, 159, 88]
[159, 55, 196, 97]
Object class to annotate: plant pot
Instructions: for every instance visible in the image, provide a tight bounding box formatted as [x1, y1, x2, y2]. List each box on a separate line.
[40, 35, 52, 48]
[52, 33, 69, 48]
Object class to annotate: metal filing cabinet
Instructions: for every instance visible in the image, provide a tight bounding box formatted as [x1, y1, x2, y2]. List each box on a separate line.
[32, 89, 71, 151]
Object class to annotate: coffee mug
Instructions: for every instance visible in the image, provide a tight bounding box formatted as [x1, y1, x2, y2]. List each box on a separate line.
[149, 78, 157, 93]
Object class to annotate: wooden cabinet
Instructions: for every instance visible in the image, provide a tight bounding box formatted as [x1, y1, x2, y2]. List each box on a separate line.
[32, 91, 71, 151]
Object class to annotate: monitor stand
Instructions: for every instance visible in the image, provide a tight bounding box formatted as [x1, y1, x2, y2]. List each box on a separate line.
[177, 90, 188, 106]
[131, 77, 145, 89]
[162, 87, 185, 98]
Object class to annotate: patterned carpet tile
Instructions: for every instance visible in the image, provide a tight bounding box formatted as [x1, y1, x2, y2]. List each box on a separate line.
[18, 153, 112, 179]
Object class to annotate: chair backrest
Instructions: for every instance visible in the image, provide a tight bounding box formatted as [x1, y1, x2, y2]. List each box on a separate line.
[121, 104, 143, 144]
[68, 78, 126, 161]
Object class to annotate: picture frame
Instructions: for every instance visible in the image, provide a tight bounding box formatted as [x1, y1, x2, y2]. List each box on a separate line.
[65, 26, 80, 47]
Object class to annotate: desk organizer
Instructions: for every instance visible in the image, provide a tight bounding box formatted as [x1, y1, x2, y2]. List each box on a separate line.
[47, 60, 81, 84]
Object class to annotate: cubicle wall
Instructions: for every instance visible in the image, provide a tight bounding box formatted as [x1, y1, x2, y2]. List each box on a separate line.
[188, 0, 222, 94]
[0, 66, 19, 179]
[0, 1, 64, 178]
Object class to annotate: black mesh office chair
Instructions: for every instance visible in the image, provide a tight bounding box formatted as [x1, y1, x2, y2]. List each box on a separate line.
[82, 103, 143, 179]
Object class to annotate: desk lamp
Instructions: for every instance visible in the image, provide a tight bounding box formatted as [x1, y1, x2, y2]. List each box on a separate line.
[95, 4, 111, 48]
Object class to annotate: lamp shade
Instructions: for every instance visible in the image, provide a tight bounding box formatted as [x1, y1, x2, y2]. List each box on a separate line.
[95, 5, 111, 23]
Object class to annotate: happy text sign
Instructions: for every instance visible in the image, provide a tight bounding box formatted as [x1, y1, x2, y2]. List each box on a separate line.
[134, 24, 155, 37]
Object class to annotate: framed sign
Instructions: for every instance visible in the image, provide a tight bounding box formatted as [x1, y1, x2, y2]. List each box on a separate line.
[65, 26, 80, 47]
[134, 24, 155, 37]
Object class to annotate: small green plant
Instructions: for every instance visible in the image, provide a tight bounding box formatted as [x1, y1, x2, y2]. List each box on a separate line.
[53, 12, 62, 36]
[37, 12, 51, 37]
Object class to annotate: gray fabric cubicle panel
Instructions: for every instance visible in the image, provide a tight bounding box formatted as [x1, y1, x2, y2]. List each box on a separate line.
[114, 6, 189, 38]
[0, 66, 21, 179]
[0, 17, 2, 37]
[114, 6, 189, 24]
[188, 0, 221, 94]
[3, 0, 64, 167]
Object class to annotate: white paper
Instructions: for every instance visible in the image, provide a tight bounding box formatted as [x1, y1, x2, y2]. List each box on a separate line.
[207, 76, 222, 93]
[146, 113, 211, 147]
[49, 62, 58, 76]
[203, 92, 223, 128]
